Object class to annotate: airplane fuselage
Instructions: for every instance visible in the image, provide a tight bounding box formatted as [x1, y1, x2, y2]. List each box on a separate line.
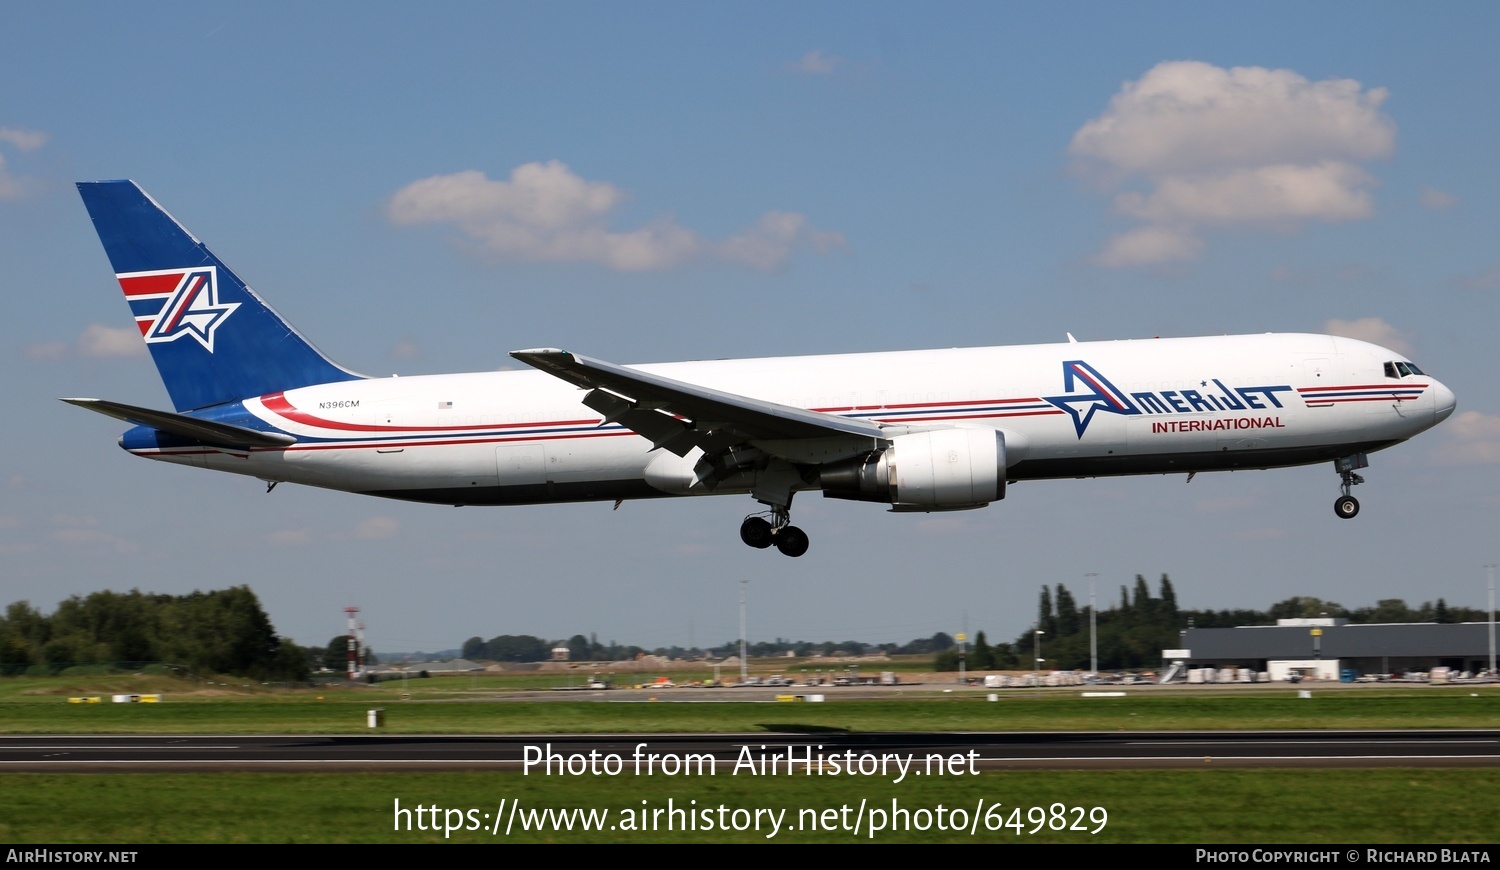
[120, 332, 1453, 507]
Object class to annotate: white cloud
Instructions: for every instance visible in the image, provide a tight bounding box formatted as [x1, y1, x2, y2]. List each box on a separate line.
[50, 514, 136, 553]
[1323, 317, 1413, 356]
[1071, 61, 1394, 266]
[790, 50, 841, 75]
[1094, 226, 1202, 267]
[1459, 264, 1500, 290]
[388, 340, 421, 360]
[20, 340, 67, 361]
[22, 323, 145, 361]
[0, 155, 28, 201]
[388, 162, 839, 272]
[77, 324, 147, 358]
[0, 127, 48, 201]
[0, 127, 48, 151]
[354, 516, 398, 540]
[1436, 411, 1500, 464]
[672, 542, 717, 555]
[1115, 162, 1375, 225]
[718, 211, 846, 270]
[1419, 186, 1458, 211]
[268, 529, 312, 547]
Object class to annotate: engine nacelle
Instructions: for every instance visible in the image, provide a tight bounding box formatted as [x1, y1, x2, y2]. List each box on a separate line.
[820, 428, 1006, 509]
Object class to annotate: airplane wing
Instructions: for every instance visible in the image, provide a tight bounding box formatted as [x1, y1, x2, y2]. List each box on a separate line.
[509, 349, 887, 479]
[61, 398, 297, 450]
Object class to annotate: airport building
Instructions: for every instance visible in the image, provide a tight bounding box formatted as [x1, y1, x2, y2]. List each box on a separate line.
[1179, 619, 1497, 681]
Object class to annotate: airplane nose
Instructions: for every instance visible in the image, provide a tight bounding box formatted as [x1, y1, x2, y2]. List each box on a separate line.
[1431, 380, 1457, 425]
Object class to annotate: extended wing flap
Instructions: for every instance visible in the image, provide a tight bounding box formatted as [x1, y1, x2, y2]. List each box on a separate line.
[580, 389, 697, 456]
[61, 398, 296, 449]
[510, 348, 887, 461]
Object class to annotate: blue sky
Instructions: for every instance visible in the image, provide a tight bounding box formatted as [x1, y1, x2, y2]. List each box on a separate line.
[3, 2, 1498, 655]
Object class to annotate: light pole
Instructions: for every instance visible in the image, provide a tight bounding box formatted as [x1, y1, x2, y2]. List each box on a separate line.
[1034, 629, 1045, 698]
[1086, 573, 1099, 677]
[739, 578, 748, 685]
[1486, 564, 1496, 680]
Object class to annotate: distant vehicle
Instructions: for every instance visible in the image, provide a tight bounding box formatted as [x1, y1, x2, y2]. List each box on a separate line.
[70, 181, 1456, 557]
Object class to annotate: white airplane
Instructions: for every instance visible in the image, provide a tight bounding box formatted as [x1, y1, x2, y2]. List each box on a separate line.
[68, 180, 1457, 557]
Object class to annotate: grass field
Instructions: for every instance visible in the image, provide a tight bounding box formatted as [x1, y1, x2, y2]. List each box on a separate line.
[3, 769, 1496, 843]
[3, 673, 1496, 844]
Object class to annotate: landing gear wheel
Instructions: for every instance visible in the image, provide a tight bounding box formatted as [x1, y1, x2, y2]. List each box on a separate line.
[740, 516, 774, 549]
[775, 525, 809, 558]
[1333, 455, 1367, 520]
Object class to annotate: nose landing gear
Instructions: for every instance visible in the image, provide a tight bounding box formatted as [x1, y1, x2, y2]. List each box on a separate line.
[1333, 453, 1368, 519]
[739, 505, 809, 557]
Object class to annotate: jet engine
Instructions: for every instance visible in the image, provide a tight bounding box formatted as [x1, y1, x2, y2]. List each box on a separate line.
[819, 428, 1006, 509]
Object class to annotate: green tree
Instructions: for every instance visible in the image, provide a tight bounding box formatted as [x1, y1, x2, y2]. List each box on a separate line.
[1055, 585, 1080, 636]
[484, 634, 550, 662]
[1159, 574, 1179, 621]
[971, 631, 993, 670]
[1268, 596, 1345, 620]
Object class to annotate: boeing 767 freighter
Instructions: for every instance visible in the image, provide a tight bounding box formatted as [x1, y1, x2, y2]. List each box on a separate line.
[66, 181, 1456, 556]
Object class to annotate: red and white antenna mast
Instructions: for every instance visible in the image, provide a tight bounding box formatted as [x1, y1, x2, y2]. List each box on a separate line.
[344, 606, 360, 680]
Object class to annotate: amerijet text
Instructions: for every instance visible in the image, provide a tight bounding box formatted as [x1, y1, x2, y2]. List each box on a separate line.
[523, 742, 979, 784]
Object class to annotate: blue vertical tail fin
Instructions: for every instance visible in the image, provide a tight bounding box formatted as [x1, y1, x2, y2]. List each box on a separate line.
[77, 180, 365, 411]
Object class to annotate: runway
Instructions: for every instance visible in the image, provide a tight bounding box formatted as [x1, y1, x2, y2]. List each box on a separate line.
[4, 729, 1498, 771]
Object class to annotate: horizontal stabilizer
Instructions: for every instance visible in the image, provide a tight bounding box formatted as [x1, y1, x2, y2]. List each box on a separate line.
[61, 398, 296, 449]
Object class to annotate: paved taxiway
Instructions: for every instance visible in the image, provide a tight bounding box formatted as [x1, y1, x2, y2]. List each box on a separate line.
[4, 730, 1498, 772]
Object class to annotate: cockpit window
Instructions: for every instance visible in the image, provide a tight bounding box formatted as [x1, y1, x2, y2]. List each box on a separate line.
[1385, 361, 1426, 378]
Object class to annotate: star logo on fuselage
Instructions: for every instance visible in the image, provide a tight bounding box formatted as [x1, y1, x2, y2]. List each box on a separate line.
[142, 268, 239, 352]
[1044, 360, 1141, 438]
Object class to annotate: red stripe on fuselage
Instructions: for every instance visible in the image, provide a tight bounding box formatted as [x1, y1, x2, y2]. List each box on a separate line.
[816, 396, 1045, 413]
[1299, 383, 1428, 393]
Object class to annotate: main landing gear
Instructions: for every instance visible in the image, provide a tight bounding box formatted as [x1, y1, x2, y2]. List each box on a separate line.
[740, 505, 810, 558]
[1333, 453, 1368, 520]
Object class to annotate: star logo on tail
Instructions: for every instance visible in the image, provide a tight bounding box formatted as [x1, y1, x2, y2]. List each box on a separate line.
[142, 268, 240, 352]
